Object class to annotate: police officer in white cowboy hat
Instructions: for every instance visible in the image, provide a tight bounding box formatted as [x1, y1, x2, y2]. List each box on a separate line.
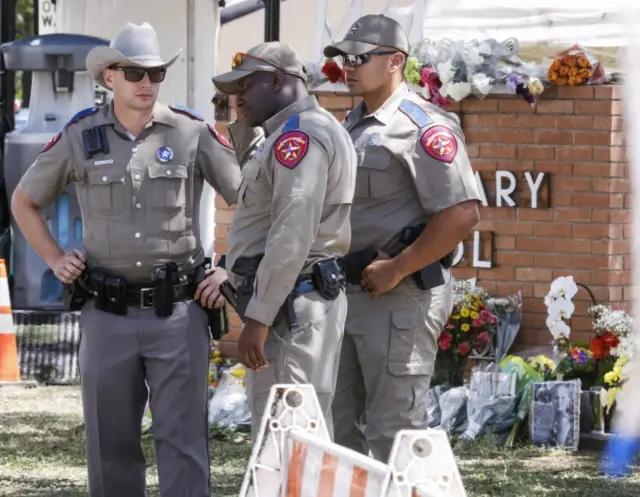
[12, 21, 242, 497]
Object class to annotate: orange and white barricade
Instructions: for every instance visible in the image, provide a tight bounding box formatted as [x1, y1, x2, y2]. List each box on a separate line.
[0, 258, 35, 387]
[239, 384, 467, 497]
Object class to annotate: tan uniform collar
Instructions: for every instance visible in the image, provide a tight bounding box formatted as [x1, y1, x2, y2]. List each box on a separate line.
[263, 94, 319, 137]
[105, 100, 176, 136]
[347, 82, 410, 127]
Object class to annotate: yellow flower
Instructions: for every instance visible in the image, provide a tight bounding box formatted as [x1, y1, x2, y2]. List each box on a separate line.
[461, 323, 470, 332]
[604, 371, 619, 386]
[605, 387, 621, 414]
[451, 314, 460, 320]
[460, 308, 470, 318]
[470, 311, 479, 320]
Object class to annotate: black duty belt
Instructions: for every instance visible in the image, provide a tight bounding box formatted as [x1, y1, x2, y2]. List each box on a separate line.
[126, 282, 196, 309]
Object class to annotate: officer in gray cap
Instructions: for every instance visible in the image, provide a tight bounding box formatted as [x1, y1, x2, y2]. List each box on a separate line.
[324, 14, 482, 461]
[11, 22, 241, 497]
[210, 41, 357, 440]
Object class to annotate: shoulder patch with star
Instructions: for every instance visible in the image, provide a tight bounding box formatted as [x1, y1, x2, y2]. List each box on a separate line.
[208, 124, 233, 149]
[420, 125, 458, 164]
[169, 104, 204, 121]
[274, 130, 309, 169]
[41, 132, 62, 153]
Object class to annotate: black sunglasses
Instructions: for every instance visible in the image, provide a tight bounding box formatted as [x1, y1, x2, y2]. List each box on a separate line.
[340, 50, 399, 67]
[109, 66, 167, 83]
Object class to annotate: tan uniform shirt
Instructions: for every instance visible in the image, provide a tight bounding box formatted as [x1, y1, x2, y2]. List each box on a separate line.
[18, 102, 241, 281]
[343, 83, 481, 255]
[226, 95, 357, 326]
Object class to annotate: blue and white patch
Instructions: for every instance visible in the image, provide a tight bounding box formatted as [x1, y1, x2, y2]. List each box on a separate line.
[368, 132, 381, 146]
[157, 146, 174, 162]
[253, 143, 265, 159]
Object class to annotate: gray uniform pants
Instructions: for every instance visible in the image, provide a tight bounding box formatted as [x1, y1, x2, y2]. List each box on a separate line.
[78, 299, 211, 497]
[247, 290, 347, 441]
[332, 275, 454, 461]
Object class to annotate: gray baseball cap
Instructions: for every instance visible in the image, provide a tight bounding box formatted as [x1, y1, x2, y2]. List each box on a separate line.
[212, 41, 307, 94]
[323, 14, 409, 58]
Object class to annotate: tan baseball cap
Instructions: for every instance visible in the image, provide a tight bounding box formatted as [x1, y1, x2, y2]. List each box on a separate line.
[212, 41, 307, 94]
[323, 14, 409, 58]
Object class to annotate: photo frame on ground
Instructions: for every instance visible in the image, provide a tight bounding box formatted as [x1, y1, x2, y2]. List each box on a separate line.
[530, 380, 581, 451]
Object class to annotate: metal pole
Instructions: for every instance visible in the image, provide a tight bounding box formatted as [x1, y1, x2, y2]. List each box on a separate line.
[264, 0, 280, 42]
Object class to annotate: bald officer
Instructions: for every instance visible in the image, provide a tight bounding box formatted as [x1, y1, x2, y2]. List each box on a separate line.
[10, 23, 241, 497]
[323, 15, 481, 461]
[211, 42, 357, 440]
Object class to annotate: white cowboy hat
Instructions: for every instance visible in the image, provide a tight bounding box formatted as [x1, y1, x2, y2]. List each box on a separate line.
[86, 22, 182, 89]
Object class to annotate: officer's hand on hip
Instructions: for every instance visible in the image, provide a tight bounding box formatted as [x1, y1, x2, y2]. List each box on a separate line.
[361, 252, 403, 298]
[52, 249, 86, 284]
[194, 267, 228, 309]
[238, 319, 269, 370]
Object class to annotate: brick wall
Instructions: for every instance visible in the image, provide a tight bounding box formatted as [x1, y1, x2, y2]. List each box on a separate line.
[213, 85, 630, 357]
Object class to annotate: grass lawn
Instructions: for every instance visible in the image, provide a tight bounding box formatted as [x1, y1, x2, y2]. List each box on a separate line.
[1, 386, 639, 496]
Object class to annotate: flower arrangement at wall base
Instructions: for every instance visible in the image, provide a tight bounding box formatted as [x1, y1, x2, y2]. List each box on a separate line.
[433, 280, 497, 387]
[547, 44, 606, 87]
[403, 37, 546, 109]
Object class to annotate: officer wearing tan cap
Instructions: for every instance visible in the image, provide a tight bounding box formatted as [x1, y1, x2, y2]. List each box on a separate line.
[11, 22, 241, 497]
[211, 41, 357, 440]
[324, 15, 482, 461]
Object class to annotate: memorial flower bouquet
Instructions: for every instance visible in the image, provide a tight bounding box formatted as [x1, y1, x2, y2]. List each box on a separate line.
[547, 44, 606, 86]
[435, 283, 498, 386]
[405, 37, 546, 108]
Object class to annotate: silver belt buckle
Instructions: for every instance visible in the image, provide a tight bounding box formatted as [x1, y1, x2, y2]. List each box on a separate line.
[140, 288, 155, 309]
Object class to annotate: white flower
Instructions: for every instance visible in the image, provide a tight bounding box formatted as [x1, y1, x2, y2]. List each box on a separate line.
[544, 291, 557, 307]
[442, 81, 472, 101]
[550, 276, 578, 301]
[547, 298, 575, 321]
[471, 73, 492, 96]
[436, 59, 455, 84]
[546, 317, 571, 340]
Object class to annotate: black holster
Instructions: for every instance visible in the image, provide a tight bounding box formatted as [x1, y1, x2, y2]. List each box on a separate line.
[311, 259, 345, 300]
[62, 270, 91, 311]
[190, 258, 230, 340]
[152, 263, 179, 318]
[399, 223, 454, 291]
[230, 255, 263, 322]
[88, 268, 128, 316]
[338, 247, 379, 286]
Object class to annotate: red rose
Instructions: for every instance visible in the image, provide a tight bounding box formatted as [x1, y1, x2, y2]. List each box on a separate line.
[439, 332, 453, 350]
[589, 336, 606, 360]
[459, 343, 471, 355]
[602, 332, 620, 352]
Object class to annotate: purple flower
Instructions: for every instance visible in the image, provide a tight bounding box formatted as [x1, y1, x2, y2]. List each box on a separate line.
[506, 73, 521, 93]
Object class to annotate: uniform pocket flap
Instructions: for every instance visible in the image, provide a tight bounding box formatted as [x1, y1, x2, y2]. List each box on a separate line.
[87, 168, 125, 186]
[391, 308, 419, 330]
[241, 159, 261, 180]
[360, 147, 392, 170]
[148, 163, 188, 180]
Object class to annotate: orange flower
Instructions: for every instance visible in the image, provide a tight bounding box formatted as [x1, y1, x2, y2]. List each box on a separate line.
[556, 77, 568, 86]
[568, 76, 583, 85]
[548, 71, 559, 81]
[578, 68, 592, 79]
[562, 55, 577, 67]
[578, 56, 591, 68]
[569, 67, 578, 77]
[550, 60, 562, 71]
[559, 66, 570, 76]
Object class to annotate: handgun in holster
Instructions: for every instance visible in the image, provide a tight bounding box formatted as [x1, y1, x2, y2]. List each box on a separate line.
[338, 247, 379, 286]
[62, 269, 91, 311]
[193, 257, 230, 341]
[399, 223, 454, 291]
[230, 255, 263, 323]
[151, 262, 179, 318]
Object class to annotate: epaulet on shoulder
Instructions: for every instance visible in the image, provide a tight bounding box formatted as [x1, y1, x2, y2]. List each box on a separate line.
[398, 98, 433, 129]
[281, 114, 299, 133]
[169, 104, 204, 121]
[64, 106, 99, 129]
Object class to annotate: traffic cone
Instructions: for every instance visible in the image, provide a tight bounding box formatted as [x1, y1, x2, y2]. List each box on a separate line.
[0, 259, 34, 387]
